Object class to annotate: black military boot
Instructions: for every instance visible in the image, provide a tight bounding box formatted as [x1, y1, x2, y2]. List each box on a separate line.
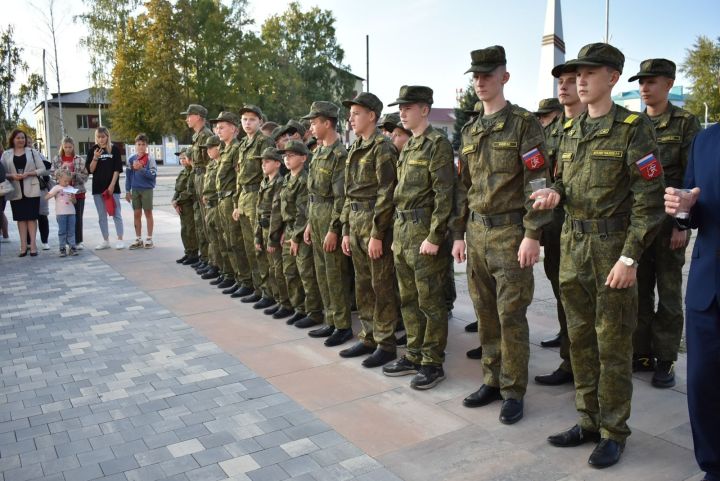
[464, 321, 478, 332]
[652, 360, 676, 388]
[362, 348, 396, 368]
[535, 367, 573, 386]
[176, 255, 188, 264]
[324, 328, 353, 347]
[216, 278, 234, 289]
[410, 365, 445, 390]
[632, 355, 656, 372]
[466, 346, 483, 359]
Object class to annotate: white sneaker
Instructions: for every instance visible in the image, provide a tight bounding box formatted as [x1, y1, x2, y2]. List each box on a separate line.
[41, 243, 50, 250]
[115, 241, 125, 250]
[95, 240, 110, 250]
[76, 243, 84, 250]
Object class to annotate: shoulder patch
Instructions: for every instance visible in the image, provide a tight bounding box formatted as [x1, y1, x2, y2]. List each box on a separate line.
[623, 114, 640, 125]
[461, 144, 477, 155]
[522, 147, 546, 170]
[636, 153, 663, 180]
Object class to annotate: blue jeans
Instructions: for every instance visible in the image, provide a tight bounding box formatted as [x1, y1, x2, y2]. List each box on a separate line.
[57, 214, 76, 248]
[93, 193, 123, 240]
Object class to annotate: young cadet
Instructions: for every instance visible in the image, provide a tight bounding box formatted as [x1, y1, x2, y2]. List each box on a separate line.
[534, 98, 563, 128]
[533, 43, 665, 468]
[254, 147, 291, 315]
[380, 86, 454, 390]
[278, 140, 324, 326]
[172, 148, 198, 265]
[451, 46, 551, 424]
[630, 59, 701, 387]
[340, 92, 400, 368]
[301, 101, 354, 345]
[379, 113, 412, 154]
[233, 105, 276, 304]
[180, 104, 213, 271]
[275, 120, 306, 152]
[199, 135, 224, 280]
[534, 62, 587, 386]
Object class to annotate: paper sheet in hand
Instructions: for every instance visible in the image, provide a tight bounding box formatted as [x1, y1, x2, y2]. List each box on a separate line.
[62, 187, 79, 194]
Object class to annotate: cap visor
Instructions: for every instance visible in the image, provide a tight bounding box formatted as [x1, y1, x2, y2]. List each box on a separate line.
[464, 64, 501, 74]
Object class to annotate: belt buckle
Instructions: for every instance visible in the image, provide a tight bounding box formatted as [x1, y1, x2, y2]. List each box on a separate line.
[351, 203, 358, 212]
[482, 216, 493, 228]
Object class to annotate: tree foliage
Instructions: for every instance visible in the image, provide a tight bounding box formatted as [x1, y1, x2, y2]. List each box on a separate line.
[452, 82, 479, 151]
[681, 35, 720, 123]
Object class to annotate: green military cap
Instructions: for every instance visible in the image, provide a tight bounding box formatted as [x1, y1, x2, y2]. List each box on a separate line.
[534, 98, 563, 115]
[342, 92, 383, 118]
[379, 112, 411, 135]
[387, 85, 434, 106]
[201, 135, 222, 149]
[628, 58, 676, 82]
[255, 147, 283, 162]
[465, 46, 507, 74]
[279, 139, 310, 156]
[551, 62, 574, 78]
[565, 42, 625, 73]
[208, 111, 239, 126]
[301, 101, 340, 120]
[180, 104, 208, 118]
[239, 104, 264, 119]
[174, 147, 189, 156]
[276, 119, 306, 138]
[270, 126, 283, 141]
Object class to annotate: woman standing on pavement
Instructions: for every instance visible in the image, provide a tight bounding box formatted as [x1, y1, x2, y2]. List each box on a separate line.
[53, 137, 89, 249]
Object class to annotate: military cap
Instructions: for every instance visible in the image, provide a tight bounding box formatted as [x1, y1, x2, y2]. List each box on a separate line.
[301, 101, 340, 120]
[180, 104, 208, 118]
[254, 147, 283, 162]
[174, 147, 189, 156]
[201, 135, 222, 149]
[551, 62, 574, 78]
[465, 46, 507, 74]
[279, 139, 310, 156]
[208, 111, 239, 126]
[387, 85, 434, 106]
[379, 112, 411, 135]
[239, 104, 264, 119]
[565, 42, 625, 73]
[628, 58, 676, 82]
[342, 92, 383, 118]
[534, 98, 563, 115]
[276, 120, 306, 138]
[270, 126, 283, 141]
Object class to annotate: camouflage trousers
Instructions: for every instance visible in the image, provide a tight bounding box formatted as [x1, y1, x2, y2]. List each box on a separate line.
[634, 215, 689, 361]
[444, 233, 457, 311]
[393, 213, 449, 366]
[252, 220, 273, 300]
[219, 197, 251, 285]
[203, 203, 223, 269]
[348, 209, 400, 352]
[282, 235, 323, 320]
[260, 229, 291, 310]
[560, 226, 635, 443]
[237, 191, 263, 295]
[308, 201, 351, 329]
[178, 201, 197, 256]
[542, 207, 570, 372]
[193, 173, 209, 261]
[466, 220, 532, 400]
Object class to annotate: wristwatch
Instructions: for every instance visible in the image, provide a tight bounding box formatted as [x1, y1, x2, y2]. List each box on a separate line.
[619, 255, 638, 268]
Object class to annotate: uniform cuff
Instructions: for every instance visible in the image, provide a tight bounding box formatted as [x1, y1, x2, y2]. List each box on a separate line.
[524, 228, 541, 240]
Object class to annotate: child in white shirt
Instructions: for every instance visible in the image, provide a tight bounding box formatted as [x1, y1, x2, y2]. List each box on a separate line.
[46, 169, 78, 256]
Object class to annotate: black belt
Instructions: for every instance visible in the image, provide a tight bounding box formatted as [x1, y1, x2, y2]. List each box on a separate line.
[395, 207, 432, 222]
[350, 200, 375, 212]
[309, 194, 333, 203]
[569, 215, 629, 235]
[470, 210, 524, 228]
[218, 190, 235, 199]
[241, 183, 260, 193]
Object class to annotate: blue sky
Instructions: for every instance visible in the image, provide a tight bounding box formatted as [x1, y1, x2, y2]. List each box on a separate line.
[9, 0, 720, 124]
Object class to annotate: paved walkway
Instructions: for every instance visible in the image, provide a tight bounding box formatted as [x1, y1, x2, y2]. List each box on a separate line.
[0, 170, 703, 481]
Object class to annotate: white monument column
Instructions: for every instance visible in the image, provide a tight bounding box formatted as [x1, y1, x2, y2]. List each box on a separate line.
[538, 0, 565, 100]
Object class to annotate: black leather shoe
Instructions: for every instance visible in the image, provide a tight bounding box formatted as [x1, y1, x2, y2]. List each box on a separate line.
[588, 439, 624, 469]
[339, 342, 375, 358]
[541, 332, 562, 348]
[652, 360, 676, 388]
[294, 316, 322, 328]
[272, 308, 295, 319]
[231, 286, 254, 298]
[253, 298, 275, 309]
[222, 283, 240, 295]
[324, 328, 353, 347]
[190, 259, 204, 268]
[241, 293, 261, 303]
[411, 365, 445, 390]
[264, 305, 280, 315]
[464, 321, 478, 332]
[196, 263, 210, 273]
[201, 268, 220, 280]
[176, 255, 188, 264]
[396, 334, 407, 346]
[362, 348, 396, 368]
[286, 312, 306, 325]
[463, 385, 501, 408]
[216, 278, 234, 288]
[466, 346, 483, 359]
[499, 399, 524, 425]
[182, 256, 199, 265]
[535, 368, 573, 386]
[547, 425, 601, 447]
[308, 325, 334, 338]
[632, 355, 656, 372]
[209, 275, 225, 285]
[383, 356, 420, 377]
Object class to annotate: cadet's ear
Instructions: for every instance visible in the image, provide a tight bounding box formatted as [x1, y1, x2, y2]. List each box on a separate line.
[501, 70, 510, 84]
[608, 68, 621, 87]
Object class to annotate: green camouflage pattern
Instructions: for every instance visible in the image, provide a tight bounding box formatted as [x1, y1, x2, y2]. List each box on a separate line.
[256, 174, 290, 307]
[173, 167, 197, 256]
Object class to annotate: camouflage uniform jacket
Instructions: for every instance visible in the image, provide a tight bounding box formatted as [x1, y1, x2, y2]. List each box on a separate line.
[307, 138, 348, 236]
[190, 126, 213, 169]
[201, 159, 220, 203]
[172, 167, 194, 205]
[280, 170, 310, 245]
[255, 174, 284, 246]
[215, 138, 240, 196]
[235, 132, 276, 206]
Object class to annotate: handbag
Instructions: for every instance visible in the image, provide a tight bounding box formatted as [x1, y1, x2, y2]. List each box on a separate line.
[0, 179, 14, 196]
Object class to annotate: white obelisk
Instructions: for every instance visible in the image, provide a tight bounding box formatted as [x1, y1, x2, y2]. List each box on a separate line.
[538, 0, 565, 100]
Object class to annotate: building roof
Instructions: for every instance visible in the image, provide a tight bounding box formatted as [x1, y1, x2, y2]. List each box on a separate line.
[428, 108, 455, 124]
[33, 88, 110, 112]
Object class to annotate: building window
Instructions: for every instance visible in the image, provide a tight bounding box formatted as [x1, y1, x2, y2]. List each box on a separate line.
[78, 142, 93, 156]
[77, 114, 100, 129]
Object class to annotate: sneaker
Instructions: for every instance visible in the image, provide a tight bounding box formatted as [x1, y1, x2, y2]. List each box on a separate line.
[41, 242, 50, 250]
[115, 241, 125, 250]
[144, 239, 154, 249]
[383, 356, 420, 377]
[69, 247, 79, 256]
[128, 239, 143, 250]
[59, 248, 67, 257]
[76, 243, 84, 250]
[652, 361, 676, 388]
[95, 240, 111, 250]
[410, 365, 446, 390]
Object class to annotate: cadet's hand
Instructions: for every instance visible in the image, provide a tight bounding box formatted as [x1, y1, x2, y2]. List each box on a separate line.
[341, 235, 352, 256]
[303, 224, 312, 245]
[368, 237, 383, 260]
[280, 232, 286, 245]
[232, 208, 241, 221]
[419, 239, 439, 256]
[664, 187, 700, 216]
[125, 192, 131, 203]
[452, 240, 466, 263]
[605, 261, 636, 289]
[174, 205, 182, 215]
[202, 195, 208, 205]
[670, 227, 688, 250]
[267, 245, 277, 253]
[518, 237, 540, 268]
[290, 239, 299, 256]
[323, 232, 338, 253]
[530, 188, 560, 210]
[255, 243, 262, 252]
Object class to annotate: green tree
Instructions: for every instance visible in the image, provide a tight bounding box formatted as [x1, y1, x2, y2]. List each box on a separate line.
[452, 82, 479, 151]
[681, 35, 720, 123]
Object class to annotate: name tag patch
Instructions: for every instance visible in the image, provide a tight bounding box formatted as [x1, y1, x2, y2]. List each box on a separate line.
[657, 135, 681, 143]
[592, 149, 624, 158]
[522, 147, 546, 170]
[561, 152, 574, 161]
[636, 153, 663, 180]
[407, 159, 428, 166]
[492, 141, 518, 149]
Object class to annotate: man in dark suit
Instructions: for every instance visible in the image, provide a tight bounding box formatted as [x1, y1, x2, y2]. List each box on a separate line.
[665, 122, 720, 481]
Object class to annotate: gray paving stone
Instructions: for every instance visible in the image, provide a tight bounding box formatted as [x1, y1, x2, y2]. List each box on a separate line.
[279, 455, 322, 477]
[160, 454, 200, 477]
[111, 438, 148, 458]
[185, 463, 229, 481]
[251, 446, 291, 467]
[77, 446, 116, 466]
[124, 463, 167, 481]
[55, 438, 93, 458]
[134, 446, 174, 467]
[254, 431, 292, 449]
[191, 446, 232, 466]
[198, 431, 236, 449]
[354, 467, 403, 481]
[2, 463, 44, 481]
[60, 463, 104, 481]
[0, 438, 35, 457]
[143, 430, 180, 449]
[100, 454, 140, 475]
[41, 454, 81, 475]
[247, 464, 290, 481]
[33, 431, 70, 449]
[19, 445, 58, 466]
